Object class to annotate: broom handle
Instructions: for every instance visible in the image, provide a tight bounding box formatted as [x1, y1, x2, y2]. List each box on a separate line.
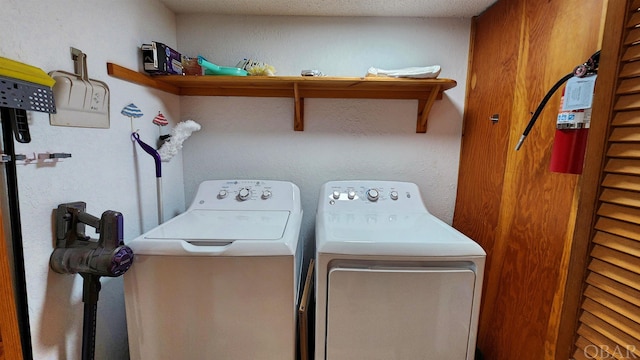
[157, 177, 163, 224]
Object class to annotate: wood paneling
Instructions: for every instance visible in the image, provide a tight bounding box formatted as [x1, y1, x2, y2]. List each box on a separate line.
[454, 0, 517, 294]
[0, 205, 22, 360]
[453, 0, 605, 359]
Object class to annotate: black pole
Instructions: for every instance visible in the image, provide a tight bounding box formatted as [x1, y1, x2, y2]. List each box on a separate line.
[81, 274, 101, 360]
[0, 107, 33, 360]
[81, 303, 98, 360]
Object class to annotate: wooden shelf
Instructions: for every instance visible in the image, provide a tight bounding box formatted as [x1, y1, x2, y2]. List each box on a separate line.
[106, 63, 456, 132]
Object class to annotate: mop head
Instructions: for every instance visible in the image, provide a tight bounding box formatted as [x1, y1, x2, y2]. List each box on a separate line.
[158, 120, 201, 162]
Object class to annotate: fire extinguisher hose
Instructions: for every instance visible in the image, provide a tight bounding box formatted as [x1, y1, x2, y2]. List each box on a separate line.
[515, 50, 600, 151]
[515, 72, 574, 150]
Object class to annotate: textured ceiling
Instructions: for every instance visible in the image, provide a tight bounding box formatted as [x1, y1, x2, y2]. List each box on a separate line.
[159, 0, 497, 17]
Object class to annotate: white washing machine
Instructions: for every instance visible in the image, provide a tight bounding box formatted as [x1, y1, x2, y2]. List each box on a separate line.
[124, 180, 303, 360]
[315, 181, 485, 360]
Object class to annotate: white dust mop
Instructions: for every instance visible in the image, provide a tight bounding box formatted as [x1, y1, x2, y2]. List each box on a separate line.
[158, 119, 201, 162]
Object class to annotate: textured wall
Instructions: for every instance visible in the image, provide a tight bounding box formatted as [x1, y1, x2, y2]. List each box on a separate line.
[177, 15, 471, 257]
[0, 1, 183, 359]
[1, 6, 472, 359]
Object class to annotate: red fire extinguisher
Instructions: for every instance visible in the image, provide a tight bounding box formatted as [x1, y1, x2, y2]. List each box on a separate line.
[515, 51, 600, 175]
[549, 83, 593, 174]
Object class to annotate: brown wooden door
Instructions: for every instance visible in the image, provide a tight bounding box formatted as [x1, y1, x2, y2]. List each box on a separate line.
[0, 203, 22, 360]
[453, 0, 605, 359]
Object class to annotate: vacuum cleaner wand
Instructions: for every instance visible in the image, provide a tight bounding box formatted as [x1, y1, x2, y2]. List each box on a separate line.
[49, 202, 134, 360]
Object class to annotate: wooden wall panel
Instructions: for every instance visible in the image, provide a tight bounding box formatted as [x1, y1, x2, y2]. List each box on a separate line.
[453, 0, 605, 359]
[453, 0, 521, 352]
[0, 206, 22, 360]
[453, 0, 518, 291]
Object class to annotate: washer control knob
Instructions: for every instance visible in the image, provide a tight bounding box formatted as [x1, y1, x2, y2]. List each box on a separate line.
[332, 191, 341, 200]
[218, 190, 228, 199]
[390, 191, 399, 200]
[261, 190, 272, 199]
[367, 188, 380, 202]
[237, 188, 251, 201]
[347, 190, 356, 200]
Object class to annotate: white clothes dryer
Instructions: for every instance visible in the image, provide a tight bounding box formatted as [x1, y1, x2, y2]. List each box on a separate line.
[124, 180, 303, 360]
[315, 181, 485, 360]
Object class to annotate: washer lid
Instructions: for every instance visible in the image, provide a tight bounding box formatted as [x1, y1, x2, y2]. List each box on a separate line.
[317, 212, 486, 257]
[144, 210, 291, 241]
[128, 209, 300, 256]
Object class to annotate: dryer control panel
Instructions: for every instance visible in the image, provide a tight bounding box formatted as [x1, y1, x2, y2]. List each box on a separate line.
[319, 181, 428, 212]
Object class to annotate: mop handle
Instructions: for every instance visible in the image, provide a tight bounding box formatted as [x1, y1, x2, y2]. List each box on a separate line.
[157, 177, 164, 224]
[131, 132, 161, 177]
[132, 132, 164, 223]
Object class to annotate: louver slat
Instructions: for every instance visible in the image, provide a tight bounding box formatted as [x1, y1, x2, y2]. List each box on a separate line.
[629, 11, 640, 29]
[625, 27, 640, 45]
[612, 110, 640, 126]
[602, 174, 640, 192]
[597, 203, 640, 224]
[576, 323, 635, 358]
[578, 311, 640, 356]
[609, 127, 640, 142]
[604, 158, 640, 175]
[586, 271, 640, 308]
[573, 335, 599, 360]
[633, 0, 640, 14]
[582, 298, 640, 341]
[608, 143, 640, 158]
[590, 244, 640, 276]
[618, 76, 640, 93]
[620, 61, 640, 78]
[588, 259, 640, 294]
[600, 188, 640, 207]
[615, 93, 640, 110]
[592, 231, 640, 258]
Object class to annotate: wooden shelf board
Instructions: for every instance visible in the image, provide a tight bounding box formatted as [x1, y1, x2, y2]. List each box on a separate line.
[106, 62, 456, 132]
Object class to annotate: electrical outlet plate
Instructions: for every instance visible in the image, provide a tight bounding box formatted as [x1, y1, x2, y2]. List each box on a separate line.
[48, 70, 110, 128]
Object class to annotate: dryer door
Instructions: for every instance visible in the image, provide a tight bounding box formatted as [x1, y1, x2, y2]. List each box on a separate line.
[326, 266, 476, 360]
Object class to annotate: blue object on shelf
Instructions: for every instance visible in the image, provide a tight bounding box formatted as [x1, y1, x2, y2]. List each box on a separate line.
[197, 56, 248, 76]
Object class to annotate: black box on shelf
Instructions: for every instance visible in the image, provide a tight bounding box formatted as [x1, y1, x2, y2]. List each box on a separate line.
[141, 41, 183, 75]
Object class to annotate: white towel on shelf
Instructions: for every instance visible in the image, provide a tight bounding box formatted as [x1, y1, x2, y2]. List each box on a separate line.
[367, 65, 441, 79]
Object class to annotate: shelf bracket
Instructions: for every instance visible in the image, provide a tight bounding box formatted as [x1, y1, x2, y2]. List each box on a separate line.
[416, 85, 441, 133]
[294, 83, 304, 131]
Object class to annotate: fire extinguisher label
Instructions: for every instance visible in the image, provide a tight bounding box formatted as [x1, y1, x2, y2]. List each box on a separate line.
[562, 75, 597, 111]
[557, 75, 596, 130]
[557, 109, 591, 129]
